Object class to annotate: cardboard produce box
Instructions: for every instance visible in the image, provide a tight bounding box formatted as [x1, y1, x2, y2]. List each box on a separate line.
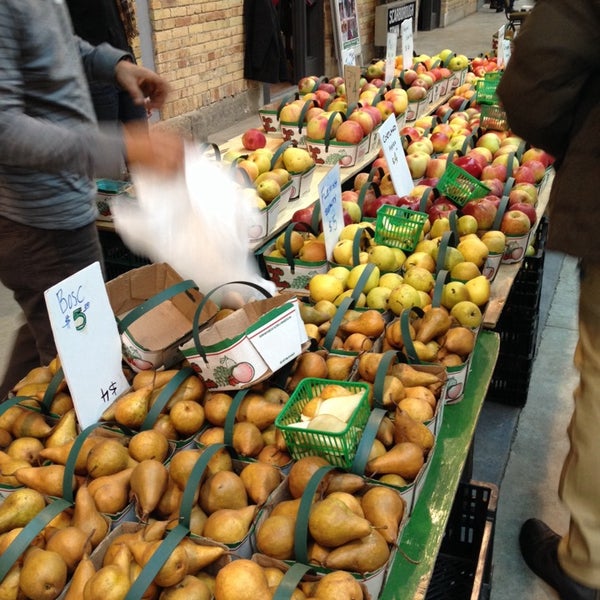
[181, 292, 309, 391]
[106, 263, 217, 372]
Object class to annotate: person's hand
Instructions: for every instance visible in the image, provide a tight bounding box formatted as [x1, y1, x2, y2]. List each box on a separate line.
[123, 123, 186, 175]
[115, 60, 170, 111]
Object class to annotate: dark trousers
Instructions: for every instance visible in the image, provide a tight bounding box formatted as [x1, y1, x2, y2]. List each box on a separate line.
[89, 81, 148, 124]
[0, 217, 105, 399]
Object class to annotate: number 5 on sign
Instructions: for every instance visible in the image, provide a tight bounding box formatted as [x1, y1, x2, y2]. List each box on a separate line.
[378, 113, 413, 196]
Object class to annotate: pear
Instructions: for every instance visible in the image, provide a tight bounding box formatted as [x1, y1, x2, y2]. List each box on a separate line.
[155, 476, 183, 520]
[237, 393, 283, 430]
[271, 497, 302, 519]
[178, 537, 226, 574]
[397, 396, 434, 423]
[357, 352, 385, 383]
[255, 513, 296, 560]
[214, 558, 271, 600]
[313, 392, 363, 423]
[83, 564, 131, 600]
[404, 385, 437, 409]
[163, 374, 206, 410]
[130, 459, 169, 521]
[394, 408, 435, 453]
[324, 529, 391, 573]
[0, 427, 12, 448]
[168, 400, 205, 438]
[196, 426, 225, 446]
[159, 574, 212, 600]
[86, 438, 134, 478]
[0, 487, 46, 534]
[308, 497, 372, 547]
[361, 486, 405, 544]
[0, 406, 24, 432]
[201, 504, 258, 545]
[132, 368, 179, 390]
[14, 464, 77, 498]
[152, 414, 179, 441]
[415, 306, 452, 343]
[198, 470, 248, 513]
[326, 491, 364, 517]
[391, 363, 441, 387]
[366, 442, 425, 481]
[325, 354, 356, 380]
[72, 484, 111, 548]
[377, 416, 395, 447]
[6, 436, 44, 464]
[298, 302, 332, 326]
[442, 326, 476, 357]
[140, 539, 189, 588]
[312, 570, 364, 599]
[44, 409, 78, 448]
[45, 525, 93, 573]
[239, 461, 282, 505]
[287, 456, 330, 499]
[232, 422, 264, 457]
[64, 554, 97, 600]
[19, 547, 68, 600]
[0, 456, 30, 487]
[202, 392, 233, 427]
[10, 409, 52, 439]
[127, 429, 170, 463]
[340, 310, 386, 338]
[87, 466, 134, 515]
[39, 436, 101, 473]
[12, 365, 53, 391]
[109, 385, 153, 429]
[257, 444, 292, 468]
[0, 564, 21, 600]
[324, 471, 366, 496]
[167, 448, 202, 490]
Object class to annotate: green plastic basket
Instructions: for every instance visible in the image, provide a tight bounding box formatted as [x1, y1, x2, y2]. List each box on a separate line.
[475, 73, 502, 105]
[437, 162, 491, 207]
[374, 205, 429, 252]
[480, 104, 509, 132]
[274, 378, 371, 468]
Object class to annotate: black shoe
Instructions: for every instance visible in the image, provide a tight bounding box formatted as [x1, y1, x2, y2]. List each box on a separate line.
[519, 519, 600, 600]
[495, 6, 504, 11]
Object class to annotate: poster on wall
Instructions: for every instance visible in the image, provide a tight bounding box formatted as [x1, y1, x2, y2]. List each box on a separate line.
[330, 0, 363, 70]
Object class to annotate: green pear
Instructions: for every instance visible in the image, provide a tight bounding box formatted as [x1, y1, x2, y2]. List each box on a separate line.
[0, 487, 46, 534]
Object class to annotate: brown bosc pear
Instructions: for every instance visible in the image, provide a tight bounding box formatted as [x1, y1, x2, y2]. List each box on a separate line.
[45, 525, 93, 573]
[140, 539, 189, 588]
[340, 309, 386, 338]
[105, 385, 153, 429]
[0, 487, 46, 534]
[366, 441, 425, 481]
[239, 461, 282, 505]
[64, 553, 97, 600]
[0, 456, 30, 487]
[415, 306, 452, 343]
[198, 470, 248, 514]
[39, 436, 102, 474]
[13, 464, 79, 498]
[231, 421, 265, 457]
[255, 513, 296, 560]
[308, 497, 372, 547]
[178, 536, 227, 573]
[391, 362, 442, 387]
[357, 352, 386, 384]
[237, 393, 283, 430]
[132, 368, 179, 391]
[361, 486, 405, 544]
[44, 408, 78, 448]
[214, 558, 271, 600]
[324, 529, 390, 573]
[0, 564, 21, 600]
[312, 569, 365, 600]
[0, 427, 12, 448]
[12, 365, 53, 391]
[10, 409, 52, 439]
[394, 407, 435, 453]
[286, 351, 328, 392]
[19, 547, 68, 600]
[201, 504, 258, 545]
[86, 438, 136, 479]
[162, 374, 206, 411]
[377, 415, 395, 447]
[158, 574, 212, 600]
[6, 436, 44, 464]
[129, 459, 169, 522]
[72, 484, 111, 548]
[324, 471, 366, 496]
[87, 466, 134, 515]
[287, 456, 330, 499]
[326, 354, 356, 380]
[82, 563, 131, 600]
[202, 392, 233, 427]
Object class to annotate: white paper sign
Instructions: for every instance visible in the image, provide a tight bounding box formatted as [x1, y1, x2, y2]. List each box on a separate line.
[44, 262, 129, 429]
[502, 38, 512, 66]
[344, 65, 362, 106]
[318, 164, 344, 261]
[497, 24, 506, 67]
[378, 113, 413, 196]
[385, 31, 397, 83]
[401, 18, 414, 71]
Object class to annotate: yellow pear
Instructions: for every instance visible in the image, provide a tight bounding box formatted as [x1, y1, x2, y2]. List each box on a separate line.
[214, 559, 271, 600]
[464, 274, 491, 306]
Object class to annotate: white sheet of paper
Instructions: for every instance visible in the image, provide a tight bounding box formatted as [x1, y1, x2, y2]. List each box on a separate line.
[44, 262, 129, 429]
[378, 113, 413, 196]
[385, 31, 398, 83]
[401, 18, 414, 70]
[318, 164, 344, 261]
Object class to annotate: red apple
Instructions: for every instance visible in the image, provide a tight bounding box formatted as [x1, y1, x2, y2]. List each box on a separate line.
[419, 177, 440, 188]
[520, 158, 547, 183]
[402, 69, 419, 85]
[314, 89, 333, 108]
[481, 178, 505, 197]
[481, 163, 507, 182]
[466, 149, 490, 171]
[430, 131, 451, 153]
[461, 197, 498, 230]
[361, 104, 383, 127]
[509, 202, 537, 227]
[291, 205, 316, 230]
[425, 157, 447, 179]
[407, 86, 428, 102]
[427, 196, 459, 224]
[513, 164, 536, 185]
[348, 109, 376, 135]
[512, 182, 538, 204]
[298, 76, 318, 94]
[508, 187, 536, 207]
[335, 120, 365, 144]
[362, 194, 400, 218]
[306, 114, 330, 140]
[521, 147, 554, 168]
[375, 99, 395, 121]
[241, 128, 267, 151]
[500, 209, 531, 235]
[453, 155, 483, 180]
[317, 81, 335, 94]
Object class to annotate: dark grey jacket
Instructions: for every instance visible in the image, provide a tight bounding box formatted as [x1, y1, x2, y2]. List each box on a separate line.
[497, 0, 600, 260]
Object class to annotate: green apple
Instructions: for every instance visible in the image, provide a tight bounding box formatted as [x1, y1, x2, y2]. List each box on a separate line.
[346, 263, 380, 293]
[367, 245, 397, 273]
[441, 280, 470, 309]
[379, 272, 404, 290]
[388, 283, 421, 315]
[366, 286, 392, 310]
[450, 300, 483, 329]
[403, 266, 435, 293]
[464, 275, 491, 307]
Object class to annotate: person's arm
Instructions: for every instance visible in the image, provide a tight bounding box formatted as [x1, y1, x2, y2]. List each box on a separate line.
[497, 0, 600, 157]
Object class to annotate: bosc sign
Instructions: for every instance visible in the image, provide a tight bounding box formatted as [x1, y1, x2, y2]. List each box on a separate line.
[374, 0, 418, 46]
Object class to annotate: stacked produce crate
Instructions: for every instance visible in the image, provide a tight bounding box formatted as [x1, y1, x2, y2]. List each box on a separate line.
[486, 217, 549, 406]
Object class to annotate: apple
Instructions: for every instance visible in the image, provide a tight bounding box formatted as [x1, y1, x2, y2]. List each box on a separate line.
[425, 157, 447, 179]
[407, 138, 434, 155]
[328, 98, 348, 113]
[444, 134, 468, 153]
[500, 209, 532, 235]
[317, 81, 335, 95]
[342, 200, 361, 224]
[348, 109, 376, 135]
[407, 86, 428, 102]
[466, 149, 491, 171]
[513, 164, 537, 185]
[481, 163, 507, 182]
[361, 104, 383, 127]
[509, 202, 537, 227]
[306, 114, 330, 140]
[291, 205, 316, 230]
[511, 182, 538, 204]
[453, 155, 483, 179]
[362, 194, 401, 218]
[460, 198, 498, 230]
[521, 147, 554, 168]
[341, 189, 359, 203]
[375, 100, 395, 121]
[406, 151, 431, 179]
[476, 132, 502, 155]
[298, 76, 319, 94]
[480, 178, 505, 197]
[427, 196, 459, 224]
[241, 128, 267, 151]
[520, 158, 547, 183]
[335, 120, 365, 144]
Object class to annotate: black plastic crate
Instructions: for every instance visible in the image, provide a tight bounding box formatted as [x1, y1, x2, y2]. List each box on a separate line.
[99, 230, 150, 281]
[426, 481, 498, 600]
[486, 351, 534, 406]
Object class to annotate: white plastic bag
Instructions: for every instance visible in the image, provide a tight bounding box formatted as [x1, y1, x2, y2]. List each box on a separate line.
[111, 144, 276, 305]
